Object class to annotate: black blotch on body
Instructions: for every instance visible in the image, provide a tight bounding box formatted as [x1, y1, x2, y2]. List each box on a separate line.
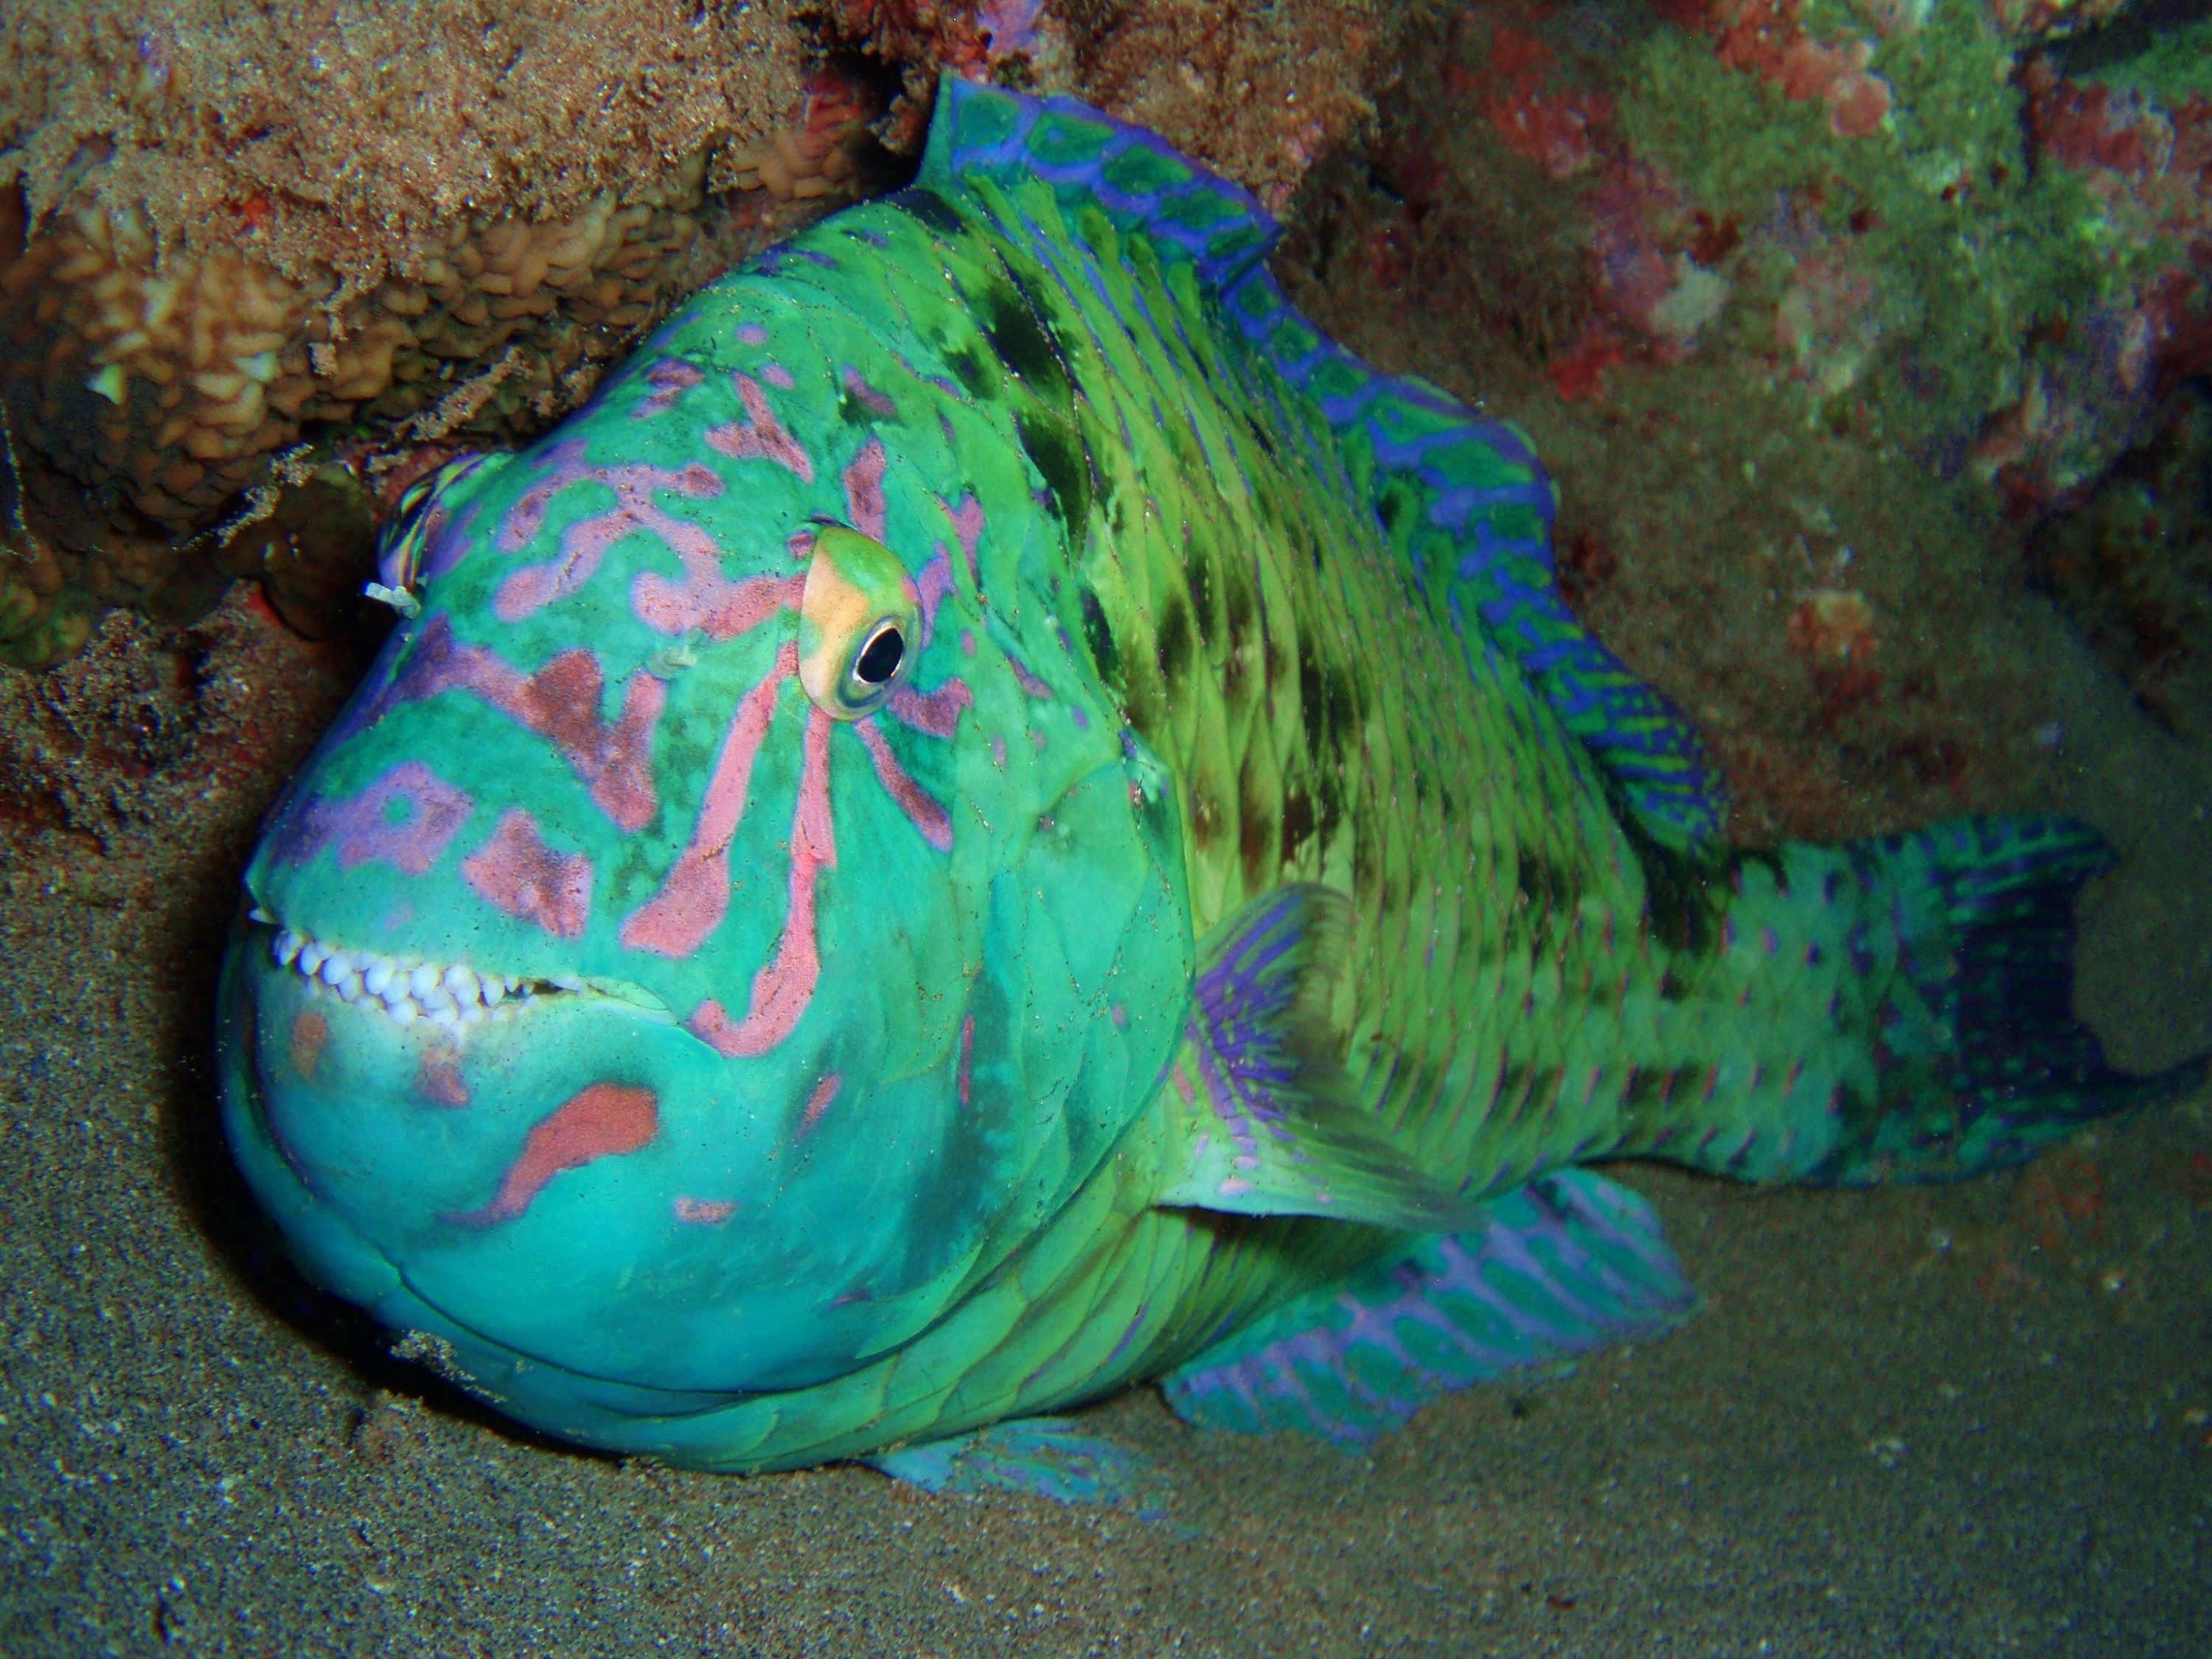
[1223, 566, 1255, 650]
[1516, 846, 1569, 914]
[1078, 582, 1123, 689]
[1311, 768, 1346, 852]
[1017, 408, 1092, 531]
[982, 268, 1072, 406]
[1279, 786, 1317, 861]
[888, 187, 966, 237]
[1376, 481, 1413, 537]
[942, 338, 997, 399]
[1239, 777, 1278, 891]
[1298, 643, 1360, 759]
[1613, 793, 1725, 958]
[1327, 664, 1357, 747]
[1298, 643, 1327, 755]
[1186, 546, 1216, 650]
[1155, 594, 1194, 685]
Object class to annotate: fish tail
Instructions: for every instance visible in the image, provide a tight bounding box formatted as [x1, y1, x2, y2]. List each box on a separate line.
[1639, 817, 2205, 1186]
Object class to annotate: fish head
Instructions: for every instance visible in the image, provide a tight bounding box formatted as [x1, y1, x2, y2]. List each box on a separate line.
[220, 275, 1192, 1427]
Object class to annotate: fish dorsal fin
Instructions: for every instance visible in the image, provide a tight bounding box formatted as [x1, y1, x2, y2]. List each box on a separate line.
[1208, 280, 1732, 852]
[1155, 884, 1490, 1231]
[919, 75, 1279, 288]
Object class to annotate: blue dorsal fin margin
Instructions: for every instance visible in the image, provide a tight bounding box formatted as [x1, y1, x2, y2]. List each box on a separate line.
[923, 75, 1280, 288]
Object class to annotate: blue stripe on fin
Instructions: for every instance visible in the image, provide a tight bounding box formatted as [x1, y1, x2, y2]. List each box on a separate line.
[922, 75, 1279, 288]
[1161, 1171, 1697, 1447]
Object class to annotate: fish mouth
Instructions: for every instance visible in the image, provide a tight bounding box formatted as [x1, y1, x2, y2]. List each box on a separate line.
[245, 912, 676, 1033]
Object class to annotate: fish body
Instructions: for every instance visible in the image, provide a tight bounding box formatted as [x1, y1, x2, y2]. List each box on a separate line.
[220, 81, 2203, 1475]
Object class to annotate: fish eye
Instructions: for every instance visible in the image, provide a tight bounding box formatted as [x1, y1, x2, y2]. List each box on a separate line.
[797, 525, 922, 720]
[377, 451, 493, 595]
[855, 621, 905, 684]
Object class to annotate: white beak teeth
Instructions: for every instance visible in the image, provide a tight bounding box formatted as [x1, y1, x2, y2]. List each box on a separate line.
[254, 921, 578, 1030]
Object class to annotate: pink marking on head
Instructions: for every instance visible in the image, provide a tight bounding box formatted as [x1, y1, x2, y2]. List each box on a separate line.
[622, 646, 796, 959]
[915, 549, 952, 646]
[674, 1195, 738, 1225]
[990, 735, 1006, 770]
[394, 625, 661, 832]
[842, 439, 888, 540]
[291, 1011, 328, 1081]
[495, 457, 725, 622]
[272, 760, 473, 876]
[496, 440, 585, 551]
[634, 568, 801, 641]
[958, 1015, 974, 1107]
[857, 721, 952, 852]
[709, 374, 814, 481]
[462, 808, 594, 939]
[735, 323, 770, 345]
[841, 366, 897, 417]
[415, 1052, 470, 1108]
[1110, 1002, 1127, 1029]
[451, 1083, 658, 1225]
[798, 1070, 842, 1135]
[685, 707, 835, 1057]
[1030, 728, 1048, 752]
[1006, 653, 1052, 698]
[886, 677, 972, 739]
[635, 359, 705, 418]
[960, 628, 976, 656]
[945, 494, 985, 588]
[762, 363, 796, 390]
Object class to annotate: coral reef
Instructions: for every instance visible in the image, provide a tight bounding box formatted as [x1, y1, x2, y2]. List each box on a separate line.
[0, 0, 816, 666]
[1272, 0, 2212, 844]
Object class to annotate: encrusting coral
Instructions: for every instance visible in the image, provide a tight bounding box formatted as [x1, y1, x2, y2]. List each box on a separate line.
[0, 0, 825, 666]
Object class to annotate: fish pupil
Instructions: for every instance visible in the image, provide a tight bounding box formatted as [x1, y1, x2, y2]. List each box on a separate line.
[855, 624, 905, 685]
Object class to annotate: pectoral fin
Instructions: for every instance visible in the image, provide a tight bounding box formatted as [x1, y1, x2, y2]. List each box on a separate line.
[1164, 1171, 1700, 1447]
[1153, 884, 1489, 1231]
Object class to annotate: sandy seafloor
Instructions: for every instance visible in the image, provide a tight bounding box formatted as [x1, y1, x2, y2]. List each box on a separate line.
[7, 35, 2212, 1659]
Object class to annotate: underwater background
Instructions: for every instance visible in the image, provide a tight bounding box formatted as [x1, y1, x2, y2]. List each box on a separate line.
[2, 1, 2208, 1652]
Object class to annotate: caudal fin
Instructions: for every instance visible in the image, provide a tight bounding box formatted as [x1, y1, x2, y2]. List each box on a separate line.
[1792, 817, 2204, 1184]
[1676, 815, 2206, 1187]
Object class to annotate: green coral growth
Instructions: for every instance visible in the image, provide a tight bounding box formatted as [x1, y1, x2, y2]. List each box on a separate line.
[1616, 7, 2145, 456]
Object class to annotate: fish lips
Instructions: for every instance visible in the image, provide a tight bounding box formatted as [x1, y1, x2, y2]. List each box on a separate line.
[215, 919, 911, 1409]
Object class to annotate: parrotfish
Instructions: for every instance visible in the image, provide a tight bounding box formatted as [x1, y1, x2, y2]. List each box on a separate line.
[218, 80, 2205, 1489]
